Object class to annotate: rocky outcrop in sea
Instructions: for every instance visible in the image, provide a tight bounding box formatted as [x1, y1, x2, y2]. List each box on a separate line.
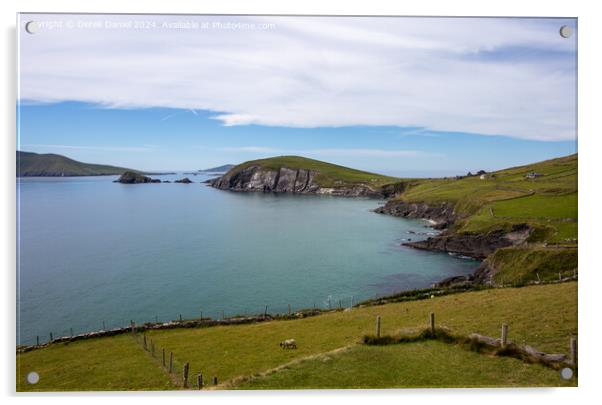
[114, 171, 161, 184]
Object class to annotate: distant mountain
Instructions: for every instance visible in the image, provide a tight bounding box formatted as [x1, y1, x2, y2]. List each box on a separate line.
[199, 164, 235, 173]
[17, 151, 137, 177]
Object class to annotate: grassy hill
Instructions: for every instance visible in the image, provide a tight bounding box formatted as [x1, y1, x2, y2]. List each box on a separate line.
[388, 154, 577, 283]
[230, 155, 399, 188]
[17, 151, 137, 177]
[17, 282, 576, 391]
[399, 154, 577, 243]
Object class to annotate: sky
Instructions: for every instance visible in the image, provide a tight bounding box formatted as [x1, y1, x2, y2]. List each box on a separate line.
[17, 15, 577, 176]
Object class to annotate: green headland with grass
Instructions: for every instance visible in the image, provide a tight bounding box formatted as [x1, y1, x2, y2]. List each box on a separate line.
[377, 154, 577, 284]
[229, 155, 399, 188]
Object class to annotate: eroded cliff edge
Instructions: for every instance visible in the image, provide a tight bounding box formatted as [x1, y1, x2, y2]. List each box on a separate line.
[373, 199, 536, 286]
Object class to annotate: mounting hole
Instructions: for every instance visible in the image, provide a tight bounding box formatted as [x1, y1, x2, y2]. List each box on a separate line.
[559, 25, 572, 39]
[27, 371, 40, 384]
[560, 367, 574, 380]
[25, 21, 39, 34]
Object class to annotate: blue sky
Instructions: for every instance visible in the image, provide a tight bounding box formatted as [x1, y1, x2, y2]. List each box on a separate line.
[18, 102, 576, 176]
[17, 15, 577, 176]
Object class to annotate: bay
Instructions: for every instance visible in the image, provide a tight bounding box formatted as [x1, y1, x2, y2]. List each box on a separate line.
[17, 174, 478, 345]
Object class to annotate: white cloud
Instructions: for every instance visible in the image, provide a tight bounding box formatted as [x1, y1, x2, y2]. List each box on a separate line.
[18, 15, 577, 141]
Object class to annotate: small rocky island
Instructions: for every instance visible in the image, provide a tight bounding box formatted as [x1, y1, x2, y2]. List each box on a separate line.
[114, 171, 161, 184]
[175, 177, 193, 184]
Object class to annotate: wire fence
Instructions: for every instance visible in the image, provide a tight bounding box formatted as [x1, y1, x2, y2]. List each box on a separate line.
[131, 328, 219, 389]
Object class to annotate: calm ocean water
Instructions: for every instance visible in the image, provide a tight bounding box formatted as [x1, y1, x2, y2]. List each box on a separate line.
[16, 174, 479, 345]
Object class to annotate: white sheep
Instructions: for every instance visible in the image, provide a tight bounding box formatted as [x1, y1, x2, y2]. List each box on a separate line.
[279, 339, 297, 349]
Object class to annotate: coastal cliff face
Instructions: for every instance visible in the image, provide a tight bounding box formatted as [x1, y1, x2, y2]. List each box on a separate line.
[404, 223, 532, 260]
[210, 165, 385, 197]
[375, 198, 535, 286]
[373, 200, 455, 229]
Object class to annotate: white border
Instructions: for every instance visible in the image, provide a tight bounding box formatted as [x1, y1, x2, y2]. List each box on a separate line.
[2, 1, 601, 404]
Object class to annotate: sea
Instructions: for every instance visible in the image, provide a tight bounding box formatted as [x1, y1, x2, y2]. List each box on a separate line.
[16, 173, 479, 345]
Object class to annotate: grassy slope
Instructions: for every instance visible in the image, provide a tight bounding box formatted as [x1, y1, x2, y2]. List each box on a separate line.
[17, 151, 136, 176]
[231, 155, 399, 188]
[16, 334, 173, 391]
[399, 154, 577, 243]
[487, 247, 578, 284]
[239, 341, 573, 389]
[17, 282, 576, 391]
[395, 154, 577, 281]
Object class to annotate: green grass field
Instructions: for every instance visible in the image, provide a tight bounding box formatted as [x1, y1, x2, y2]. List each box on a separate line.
[17, 282, 577, 391]
[238, 341, 573, 389]
[233, 155, 400, 188]
[16, 334, 174, 391]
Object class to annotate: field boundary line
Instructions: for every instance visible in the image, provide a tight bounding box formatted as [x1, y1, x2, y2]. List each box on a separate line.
[130, 333, 182, 389]
[214, 344, 356, 389]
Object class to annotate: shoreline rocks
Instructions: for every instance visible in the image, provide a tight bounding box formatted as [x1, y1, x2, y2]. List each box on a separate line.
[403, 223, 532, 260]
[373, 200, 456, 229]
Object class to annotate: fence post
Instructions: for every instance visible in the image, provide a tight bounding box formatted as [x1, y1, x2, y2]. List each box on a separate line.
[429, 312, 435, 336]
[338, 300, 342, 309]
[70, 328, 74, 337]
[179, 314, 182, 322]
[288, 304, 291, 315]
[264, 305, 268, 317]
[151, 340, 155, 357]
[36, 336, 39, 346]
[570, 336, 578, 368]
[169, 351, 174, 373]
[375, 315, 381, 338]
[213, 376, 218, 385]
[143, 335, 147, 350]
[49, 332, 53, 341]
[197, 373, 203, 390]
[102, 320, 106, 330]
[183, 362, 189, 388]
[501, 324, 509, 347]
[162, 348, 166, 367]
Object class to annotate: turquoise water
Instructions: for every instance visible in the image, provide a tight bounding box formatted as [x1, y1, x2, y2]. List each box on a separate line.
[17, 174, 479, 345]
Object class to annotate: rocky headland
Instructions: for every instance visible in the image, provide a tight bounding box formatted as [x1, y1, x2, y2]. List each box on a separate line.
[209, 165, 386, 197]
